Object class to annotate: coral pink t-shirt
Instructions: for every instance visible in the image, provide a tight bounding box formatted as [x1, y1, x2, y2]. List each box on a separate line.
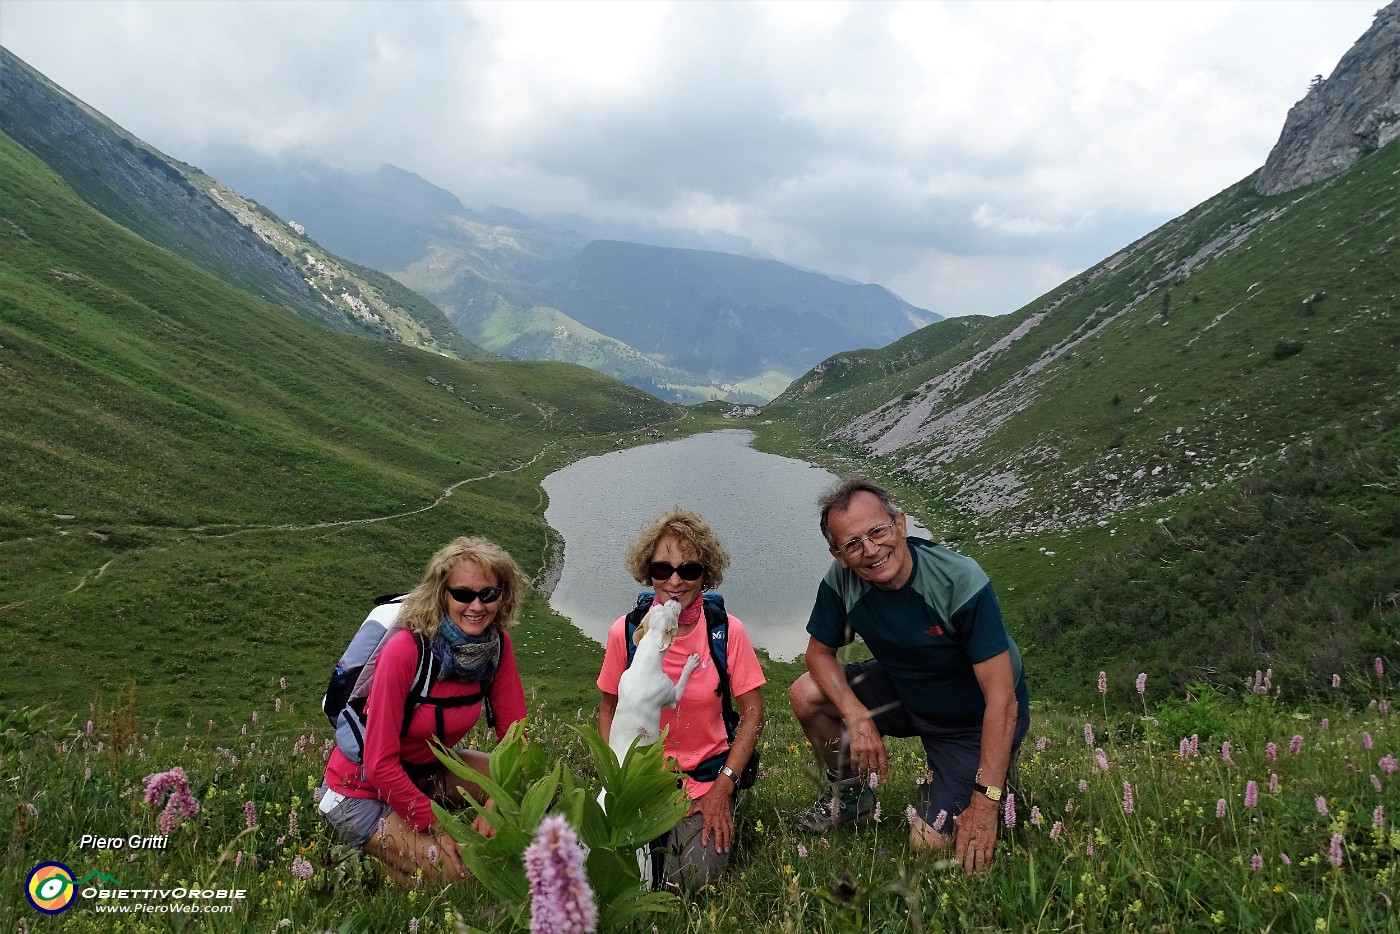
[324, 628, 526, 831]
[596, 600, 765, 799]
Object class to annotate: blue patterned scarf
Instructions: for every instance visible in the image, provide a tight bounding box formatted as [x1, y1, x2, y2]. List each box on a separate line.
[431, 615, 501, 684]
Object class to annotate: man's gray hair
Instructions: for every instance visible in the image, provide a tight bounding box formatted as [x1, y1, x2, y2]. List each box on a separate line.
[818, 478, 899, 545]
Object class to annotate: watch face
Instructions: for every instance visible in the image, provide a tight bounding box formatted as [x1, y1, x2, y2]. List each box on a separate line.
[986, 787, 1003, 802]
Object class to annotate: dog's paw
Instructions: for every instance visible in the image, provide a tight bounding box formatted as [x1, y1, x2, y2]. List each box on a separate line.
[683, 653, 702, 672]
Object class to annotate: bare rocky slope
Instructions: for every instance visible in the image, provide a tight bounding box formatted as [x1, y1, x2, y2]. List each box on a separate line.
[765, 8, 1400, 537]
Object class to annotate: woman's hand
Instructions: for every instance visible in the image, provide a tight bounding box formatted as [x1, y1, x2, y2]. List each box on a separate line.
[690, 780, 736, 854]
[428, 827, 470, 880]
[471, 797, 498, 839]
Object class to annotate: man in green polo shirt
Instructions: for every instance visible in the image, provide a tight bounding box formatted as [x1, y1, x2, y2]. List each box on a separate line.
[788, 478, 1029, 874]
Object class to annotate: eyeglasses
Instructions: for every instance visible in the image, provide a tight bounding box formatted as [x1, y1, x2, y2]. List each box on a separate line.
[834, 521, 898, 558]
[648, 561, 705, 582]
[445, 585, 502, 605]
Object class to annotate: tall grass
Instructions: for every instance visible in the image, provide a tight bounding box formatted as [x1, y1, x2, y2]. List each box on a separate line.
[4, 657, 1394, 931]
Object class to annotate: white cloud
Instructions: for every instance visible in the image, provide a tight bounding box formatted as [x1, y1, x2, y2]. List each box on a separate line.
[1, 0, 1384, 316]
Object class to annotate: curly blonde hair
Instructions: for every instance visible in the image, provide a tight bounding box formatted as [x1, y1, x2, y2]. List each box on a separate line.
[397, 537, 526, 639]
[625, 507, 730, 589]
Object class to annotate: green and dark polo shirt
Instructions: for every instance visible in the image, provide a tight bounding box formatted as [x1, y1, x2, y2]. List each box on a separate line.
[807, 537, 1029, 727]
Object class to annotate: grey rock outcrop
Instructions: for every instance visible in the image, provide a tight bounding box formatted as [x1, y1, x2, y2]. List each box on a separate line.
[1260, 1, 1400, 196]
[1255, 1, 1400, 196]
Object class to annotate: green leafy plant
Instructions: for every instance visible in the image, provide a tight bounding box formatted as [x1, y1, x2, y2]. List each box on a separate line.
[431, 721, 688, 930]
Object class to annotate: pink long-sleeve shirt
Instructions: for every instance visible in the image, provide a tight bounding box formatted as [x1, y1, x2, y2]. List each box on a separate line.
[323, 627, 527, 831]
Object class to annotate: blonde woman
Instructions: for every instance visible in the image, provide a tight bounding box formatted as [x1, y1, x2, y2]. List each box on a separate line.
[320, 537, 528, 885]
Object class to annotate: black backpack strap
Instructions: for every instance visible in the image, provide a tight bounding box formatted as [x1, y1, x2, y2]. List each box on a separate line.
[623, 592, 653, 670]
[403, 633, 494, 739]
[701, 602, 738, 743]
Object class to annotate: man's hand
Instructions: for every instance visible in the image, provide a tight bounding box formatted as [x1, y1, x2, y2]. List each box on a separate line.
[953, 793, 999, 874]
[845, 716, 889, 782]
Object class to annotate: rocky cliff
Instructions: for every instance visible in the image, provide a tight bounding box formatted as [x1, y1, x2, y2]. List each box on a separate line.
[1255, 1, 1400, 195]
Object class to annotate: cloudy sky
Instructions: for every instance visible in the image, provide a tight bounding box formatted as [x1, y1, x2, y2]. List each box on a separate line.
[2, 0, 1383, 316]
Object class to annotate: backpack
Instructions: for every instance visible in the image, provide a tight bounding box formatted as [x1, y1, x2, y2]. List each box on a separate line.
[324, 594, 496, 776]
[624, 591, 758, 789]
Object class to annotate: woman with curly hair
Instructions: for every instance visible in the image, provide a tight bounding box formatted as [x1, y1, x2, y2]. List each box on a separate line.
[596, 507, 766, 892]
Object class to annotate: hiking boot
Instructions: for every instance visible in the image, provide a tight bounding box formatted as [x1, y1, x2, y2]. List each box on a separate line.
[791, 777, 875, 832]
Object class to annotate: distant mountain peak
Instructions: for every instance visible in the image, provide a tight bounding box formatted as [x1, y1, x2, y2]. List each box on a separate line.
[1255, 0, 1400, 195]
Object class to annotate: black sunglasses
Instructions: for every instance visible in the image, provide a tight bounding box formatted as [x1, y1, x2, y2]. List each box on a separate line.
[445, 585, 503, 605]
[648, 561, 705, 582]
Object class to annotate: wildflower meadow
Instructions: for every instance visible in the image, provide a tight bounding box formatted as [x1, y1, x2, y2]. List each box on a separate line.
[3, 660, 1396, 932]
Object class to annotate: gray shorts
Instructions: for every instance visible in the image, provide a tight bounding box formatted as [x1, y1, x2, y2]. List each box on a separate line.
[317, 784, 393, 848]
[844, 658, 1029, 832]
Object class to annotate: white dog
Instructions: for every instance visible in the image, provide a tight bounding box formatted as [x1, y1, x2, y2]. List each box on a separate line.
[601, 598, 701, 887]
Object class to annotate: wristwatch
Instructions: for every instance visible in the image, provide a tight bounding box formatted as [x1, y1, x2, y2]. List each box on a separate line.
[973, 781, 1003, 803]
[719, 765, 739, 785]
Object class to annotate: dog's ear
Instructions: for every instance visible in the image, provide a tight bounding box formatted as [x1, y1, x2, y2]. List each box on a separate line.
[632, 611, 651, 646]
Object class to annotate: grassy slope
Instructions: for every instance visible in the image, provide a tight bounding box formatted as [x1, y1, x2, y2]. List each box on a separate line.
[0, 129, 688, 725]
[758, 143, 1400, 700]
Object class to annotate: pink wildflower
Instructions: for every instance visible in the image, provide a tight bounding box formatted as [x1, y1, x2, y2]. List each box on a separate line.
[1321, 718, 1329, 731]
[409, 919, 420, 934]
[1221, 741, 1232, 763]
[1122, 781, 1134, 814]
[1095, 748, 1109, 772]
[1004, 794, 1017, 828]
[1270, 773, 1280, 794]
[1251, 854, 1263, 872]
[1382, 700, 1391, 716]
[280, 677, 288, 690]
[1328, 834, 1343, 868]
[1281, 853, 1291, 866]
[1036, 736, 1048, 752]
[1216, 799, 1226, 818]
[905, 805, 918, 825]
[524, 814, 597, 934]
[1266, 742, 1278, 762]
[1085, 836, 1094, 857]
[797, 844, 808, 859]
[143, 767, 200, 835]
[1363, 732, 1373, 750]
[251, 711, 259, 724]
[1377, 657, 1385, 679]
[1030, 806, 1042, 827]
[1135, 673, 1147, 696]
[1050, 820, 1063, 841]
[1380, 754, 1398, 776]
[932, 809, 948, 833]
[288, 810, 298, 839]
[1374, 774, 1384, 793]
[1374, 805, 1385, 829]
[290, 856, 313, 880]
[275, 697, 282, 714]
[873, 801, 882, 823]
[1332, 674, 1341, 688]
[1245, 780, 1259, 809]
[1315, 796, 1329, 816]
[86, 720, 94, 735]
[1097, 671, 1107, 694]
[1289, 735, 1303, 756]
[1065, 798, 1075, 813]
[1084, 723, 1095, 746]
[868, 771, 879, 789]
[1078, 779, 1088, 793]
[235, 850, 243, 867]
[244, 801, 257, 829]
